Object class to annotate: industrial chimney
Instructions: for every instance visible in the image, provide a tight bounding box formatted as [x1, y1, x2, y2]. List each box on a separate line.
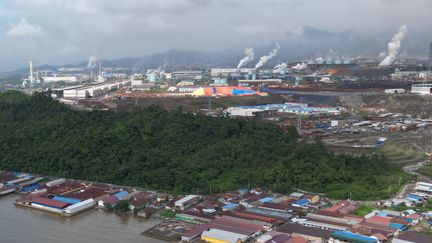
[29, 60, 34, 83]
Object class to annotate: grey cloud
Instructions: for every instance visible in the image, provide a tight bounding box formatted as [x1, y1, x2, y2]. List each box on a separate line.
[1, 0, 431, 71]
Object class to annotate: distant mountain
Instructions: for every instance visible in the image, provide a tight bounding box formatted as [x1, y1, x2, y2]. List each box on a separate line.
[0, 47, 301, 79]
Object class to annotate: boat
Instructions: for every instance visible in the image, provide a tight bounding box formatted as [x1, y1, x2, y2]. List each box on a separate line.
[0, 183, 16, 196]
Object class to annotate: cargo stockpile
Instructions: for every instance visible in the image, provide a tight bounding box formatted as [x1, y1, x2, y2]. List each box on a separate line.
[192, 86, 263, 97]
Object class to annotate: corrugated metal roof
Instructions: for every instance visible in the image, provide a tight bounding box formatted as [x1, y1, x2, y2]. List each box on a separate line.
[331, 231, 377, 243]
[114, 191, 128, 199]
[53, 196, 82, 205]
[293, 199, 309, 206]
[32, 197, 70, 209]
[201, 228, 248, 243]
[259, 197, 273, 203]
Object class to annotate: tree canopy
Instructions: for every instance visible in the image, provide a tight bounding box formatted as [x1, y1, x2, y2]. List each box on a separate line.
[0, 91, 410, 200]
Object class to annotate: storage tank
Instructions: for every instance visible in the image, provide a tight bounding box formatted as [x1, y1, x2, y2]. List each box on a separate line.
[62, 199, 95, 216]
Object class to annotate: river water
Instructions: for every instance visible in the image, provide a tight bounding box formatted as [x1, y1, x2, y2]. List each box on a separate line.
[0, 194, 166, 243]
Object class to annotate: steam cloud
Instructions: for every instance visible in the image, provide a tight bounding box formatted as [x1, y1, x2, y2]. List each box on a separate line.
[292, 63, 308, 70]
[273, 63, 287, 69]
[255, 42, 280, 69]
[237, 48, 255, 69]
[379, 24, 407, 66]
[273, 63, 287, 73]
[87, 56, 97, 68]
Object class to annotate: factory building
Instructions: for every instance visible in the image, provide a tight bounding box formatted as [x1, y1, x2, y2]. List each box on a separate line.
[211, 68, 255, 77]
[175, 195, 199, 210]
[54, 80, 131, 99]
[170, 71, 203, 81]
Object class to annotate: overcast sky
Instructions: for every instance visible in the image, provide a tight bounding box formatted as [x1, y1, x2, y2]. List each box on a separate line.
[0, 0, 431, 71]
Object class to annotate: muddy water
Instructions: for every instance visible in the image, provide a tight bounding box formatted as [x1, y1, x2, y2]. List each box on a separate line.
[0, 194, 166, 243]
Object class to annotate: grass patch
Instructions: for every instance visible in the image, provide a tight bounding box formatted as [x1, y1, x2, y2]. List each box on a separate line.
[418, 164, 432, 178]
[352, 205, 375, 216]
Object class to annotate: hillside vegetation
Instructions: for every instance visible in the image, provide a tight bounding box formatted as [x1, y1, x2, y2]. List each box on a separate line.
[0, 91, 411, 200]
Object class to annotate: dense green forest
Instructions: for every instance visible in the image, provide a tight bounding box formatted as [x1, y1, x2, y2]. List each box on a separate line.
[0, 91, 411, 200]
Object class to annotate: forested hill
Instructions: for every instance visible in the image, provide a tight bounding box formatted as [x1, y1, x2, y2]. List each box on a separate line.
[0, 91, 410, 200]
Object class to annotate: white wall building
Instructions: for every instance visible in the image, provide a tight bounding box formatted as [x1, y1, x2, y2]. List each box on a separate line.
[411, 84, 432, 95]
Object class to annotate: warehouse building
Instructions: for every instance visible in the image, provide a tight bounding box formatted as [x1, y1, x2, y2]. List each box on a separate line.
[60, 80, 131, 99]
[175, 195, 199, 210]
[411, 83, 432, 95]
[201, 228, 248, 243]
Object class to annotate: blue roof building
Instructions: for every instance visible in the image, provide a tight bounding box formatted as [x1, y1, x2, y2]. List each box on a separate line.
[292, 199, 310, 207]
[114, 191, 129, 199]
[259, 197, 273, 203]
[331, 231, 377, 243]
[52, 196, 82, 205]
[222, 203, 239, 211]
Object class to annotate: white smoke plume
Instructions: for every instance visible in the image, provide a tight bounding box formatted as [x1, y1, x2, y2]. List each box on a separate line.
[379, 24, 408, 66]
[292, 63, 308, 70]
[273, 63, 287, 69]
[378, 51, 387, 58]
[237, 48, 255, 69]
[315, 57, 324, 63]
[273, 63, 287, 73]
[87, 56, 97, 68]
[255, 42, 280, 69]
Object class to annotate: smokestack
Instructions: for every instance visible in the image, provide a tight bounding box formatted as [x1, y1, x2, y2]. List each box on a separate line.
[29, 60, 33, 83]
[88, 56, 97, 81]
[255, 42, 280, 69]
[379, 24, 408, 66]
[237, 48, 255, 69]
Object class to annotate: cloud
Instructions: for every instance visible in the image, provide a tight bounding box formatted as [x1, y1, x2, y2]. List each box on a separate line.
[11, 0, 210, 15]
[6, 18, 44, 36]
[1, 0, 432, 71]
